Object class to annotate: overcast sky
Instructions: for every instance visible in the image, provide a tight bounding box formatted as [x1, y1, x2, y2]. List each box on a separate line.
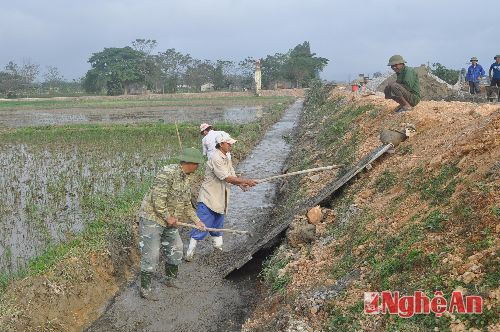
[0, 0, 496, 82]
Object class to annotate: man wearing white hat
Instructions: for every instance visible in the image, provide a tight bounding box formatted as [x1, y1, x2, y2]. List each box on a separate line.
[185, 131, 257, 261]
[200, 123, 217, 159]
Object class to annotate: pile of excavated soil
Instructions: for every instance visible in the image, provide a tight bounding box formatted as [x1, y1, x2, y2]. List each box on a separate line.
[376, 65, 457, 100]
[242, 91, 499, 331]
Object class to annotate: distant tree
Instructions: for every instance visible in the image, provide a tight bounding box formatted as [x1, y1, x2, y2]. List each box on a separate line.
[431, 63, 460, 85]
[82, 69, 105, 94]
[131, 39, 157, 55]
[261, 52, 289, 89]
[84, 47, 146, 95]
[184, 60, 214, 92]
[4, 61, 19, 76]
[19, 59, 40, 88]
[213, 60, 233, 90]
[132, 39, 160, 91]
[373, 72, 382, 78]
[43, 66, 64, 88]
[157, 49, 192, 93]
[0, 61, 23, 96]
[237, 57, 256, 89]
[283, 41, 328, 88]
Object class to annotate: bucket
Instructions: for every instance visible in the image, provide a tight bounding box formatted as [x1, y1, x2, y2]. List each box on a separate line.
[380, 129, 407, 147]
[351, 84, 359, 92]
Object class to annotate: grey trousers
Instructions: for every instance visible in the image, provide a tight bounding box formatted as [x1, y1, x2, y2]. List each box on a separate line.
[469, 81, 480, 94]
[384, 82, 418, 106]
[139, 217, 183, 272]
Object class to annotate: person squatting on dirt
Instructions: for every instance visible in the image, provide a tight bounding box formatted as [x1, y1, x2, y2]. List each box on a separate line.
[138, 147, 206, 300]
[185, 132, 257, 261]
[200, 123, 231, 160]
[466, 57, 485, 95]
[489, 55, 500, 88]
[384, 55, 421, 113]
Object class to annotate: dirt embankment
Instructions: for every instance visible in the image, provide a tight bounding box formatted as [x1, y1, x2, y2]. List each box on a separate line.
[242, 88, 499, 331]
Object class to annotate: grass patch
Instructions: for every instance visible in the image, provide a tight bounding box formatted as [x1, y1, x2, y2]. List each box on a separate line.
[405, 163, 461, 205]
[371, 224, 424, 288]
[331, 253, 355, 279]
[465, 307, 498, 329]
[0, 95, 293, 111]
[386, 314, 451, 332]
[375, 170, 397, 193]
[452, 202, 474, 223]
[491, 206, 500, 219]
[423, 210, 448, 231]
[260, 253, 291, 294]
[466, 228, 494, 255]
[398, 145, 413, 155]
[420, 164, 461, 205]
[326, 308, 360, 331]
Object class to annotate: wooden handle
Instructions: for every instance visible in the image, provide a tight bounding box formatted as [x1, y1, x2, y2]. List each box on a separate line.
[177, 222, 249, 235]
[175, 122, 182, 149]
[256, 165, 341, 184]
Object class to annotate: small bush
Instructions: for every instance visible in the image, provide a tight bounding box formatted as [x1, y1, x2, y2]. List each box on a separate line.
[424, 210, 448, 231]
[260, 253, 291, 293]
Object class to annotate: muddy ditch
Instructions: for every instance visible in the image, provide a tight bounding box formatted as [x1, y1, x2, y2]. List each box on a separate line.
[85, 100, 303, 331]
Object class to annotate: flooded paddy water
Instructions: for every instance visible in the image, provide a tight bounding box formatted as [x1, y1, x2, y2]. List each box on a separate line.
[0, 106, 264, 128]
[0, 141, 173, 273]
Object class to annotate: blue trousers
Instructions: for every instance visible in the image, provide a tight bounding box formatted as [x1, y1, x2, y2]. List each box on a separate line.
[190, 202, 224, 240]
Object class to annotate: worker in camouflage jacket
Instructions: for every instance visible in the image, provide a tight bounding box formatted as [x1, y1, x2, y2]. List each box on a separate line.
[138, 147, 206, 300]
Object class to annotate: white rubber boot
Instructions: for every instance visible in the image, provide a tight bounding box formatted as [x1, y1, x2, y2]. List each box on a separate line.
[212, 236, 223, 251]
[185, 238, 197, 262]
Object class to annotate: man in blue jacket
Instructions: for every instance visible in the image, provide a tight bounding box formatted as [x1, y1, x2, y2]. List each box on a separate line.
[489, 55, 500, 87]
[466, 57, 485, 94]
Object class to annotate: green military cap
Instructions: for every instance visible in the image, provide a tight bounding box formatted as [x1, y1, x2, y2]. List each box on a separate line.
[494, 55, 500, 60]
[470, 57, 478, 62]
[177, 147, 204, 164]
[387, 55, 407, 66]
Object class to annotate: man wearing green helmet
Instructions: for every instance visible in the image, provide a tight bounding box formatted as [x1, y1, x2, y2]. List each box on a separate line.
[137, 147, 206, 300]
[384, 55, 421, 112]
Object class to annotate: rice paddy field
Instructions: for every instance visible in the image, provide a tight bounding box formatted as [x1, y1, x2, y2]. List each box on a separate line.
[0, 95, 294, 280]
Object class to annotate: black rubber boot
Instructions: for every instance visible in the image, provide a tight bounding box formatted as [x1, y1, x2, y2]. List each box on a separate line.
[139, 271, 159, 301]
[163, 263, 180, 288]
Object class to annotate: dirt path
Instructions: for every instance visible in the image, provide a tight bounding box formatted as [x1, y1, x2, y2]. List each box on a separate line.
[86, 100, 303, 332]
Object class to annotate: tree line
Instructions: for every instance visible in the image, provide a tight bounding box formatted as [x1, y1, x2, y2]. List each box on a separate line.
[0, 61, 81, 98]
[0, 40, 328, 98]
[82, 39, 329, 95]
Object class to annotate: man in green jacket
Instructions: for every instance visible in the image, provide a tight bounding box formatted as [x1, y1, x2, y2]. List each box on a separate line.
[137, 147, 206, 300]
[384, 55, 421, 112]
